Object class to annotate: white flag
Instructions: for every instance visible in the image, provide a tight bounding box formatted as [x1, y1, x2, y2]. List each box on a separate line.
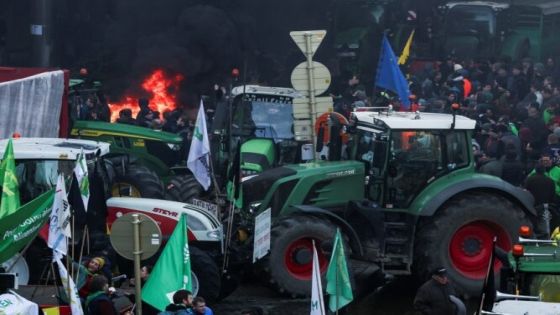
[187, 100, 211, 191]
[55, 253, 84, 315]
[310, 241, 326, 315]
[47, 175, 71, 255]
[73, 148, 89, 211]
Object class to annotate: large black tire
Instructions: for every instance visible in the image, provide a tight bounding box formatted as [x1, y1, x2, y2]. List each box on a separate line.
[165, 175, 203, 203]
[190, 246, 221, 303]
[263, 215, 337, 297]
[414, 192, 531, 298]
[112, 164, 164, 198]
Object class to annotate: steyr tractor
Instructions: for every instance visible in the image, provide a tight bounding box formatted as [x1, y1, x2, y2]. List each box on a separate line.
[228, 108, 536, 298]
[0, 138, 229, 302]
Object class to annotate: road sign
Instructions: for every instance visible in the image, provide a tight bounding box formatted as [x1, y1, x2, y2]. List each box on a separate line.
[110, 213, 162, 261]
[290, 30, 326, 58]
[291, 61, 331, 97]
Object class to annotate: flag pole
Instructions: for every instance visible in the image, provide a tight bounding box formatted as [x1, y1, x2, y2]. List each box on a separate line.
[335, 248, 339, 315]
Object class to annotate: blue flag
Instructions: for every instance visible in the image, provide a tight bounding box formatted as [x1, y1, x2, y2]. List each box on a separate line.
[375, 34, 411, 108]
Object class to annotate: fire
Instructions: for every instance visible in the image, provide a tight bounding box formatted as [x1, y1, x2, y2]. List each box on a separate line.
[109, 69, 184, 122]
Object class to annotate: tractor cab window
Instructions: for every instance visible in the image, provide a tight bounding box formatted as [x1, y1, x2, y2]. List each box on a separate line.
[386, 131, 443, 208]
[447, 5, 496, 36]
[355, 128, 388, 176]
[445, 131, 469, 170]
[14, 160, 75, 203]
[232, 94, 294, 142]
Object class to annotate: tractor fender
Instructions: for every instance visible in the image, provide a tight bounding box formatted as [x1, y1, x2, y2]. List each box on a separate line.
[418, 178, 536, 217]
[291, 204, 364, 256]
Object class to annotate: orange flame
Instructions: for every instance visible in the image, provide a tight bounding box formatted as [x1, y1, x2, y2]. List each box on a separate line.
[109, 69, 184, 122]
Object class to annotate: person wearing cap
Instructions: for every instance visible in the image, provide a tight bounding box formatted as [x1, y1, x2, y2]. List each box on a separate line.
[76, 256, 106, 299]
[413, 267, 458, 315]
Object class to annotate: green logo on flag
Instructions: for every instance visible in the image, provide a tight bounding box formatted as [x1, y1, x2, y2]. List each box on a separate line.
[193, 126, 203, 141]
[0, 139, 21, 219]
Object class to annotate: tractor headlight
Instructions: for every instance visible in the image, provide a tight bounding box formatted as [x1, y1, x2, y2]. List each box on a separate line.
[167, 143, 181, 151]
[187, 216, 206, 231]
[206, 230, 221, 240]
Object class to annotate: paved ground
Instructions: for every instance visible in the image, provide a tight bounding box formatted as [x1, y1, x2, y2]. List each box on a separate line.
[213, 277, 478, 315]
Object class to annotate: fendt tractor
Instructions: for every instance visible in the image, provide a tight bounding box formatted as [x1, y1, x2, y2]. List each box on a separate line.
[227, 107, 536, 298]
[0, 138, 228, 302]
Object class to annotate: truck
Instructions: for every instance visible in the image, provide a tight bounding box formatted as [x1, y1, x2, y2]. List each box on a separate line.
[227, 107, 536, 297]
[0, 138, 229, 303]
[439, 0, 560, 61]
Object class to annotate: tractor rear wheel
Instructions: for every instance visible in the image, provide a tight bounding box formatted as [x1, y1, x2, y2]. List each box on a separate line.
[112, 164, 164, 199]
[165, 175, 203, 203]
[414, 192, 531, 298]
[190, 246, 221, 303]
[264, 215, 337, 297]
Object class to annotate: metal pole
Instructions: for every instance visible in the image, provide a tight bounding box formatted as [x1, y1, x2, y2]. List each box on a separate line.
[304, 32, 318, 157]
[132, 214, 143, 315]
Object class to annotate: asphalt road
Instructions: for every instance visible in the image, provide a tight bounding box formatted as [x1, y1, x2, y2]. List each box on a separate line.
[213, 276, 479, 315]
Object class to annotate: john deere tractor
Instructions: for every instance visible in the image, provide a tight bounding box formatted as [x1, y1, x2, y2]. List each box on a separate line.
[227, 108, 536, 298]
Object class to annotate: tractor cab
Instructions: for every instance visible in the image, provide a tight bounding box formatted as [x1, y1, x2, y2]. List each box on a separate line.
[350, 110, 475, 209]
[213, 85, 303, 177]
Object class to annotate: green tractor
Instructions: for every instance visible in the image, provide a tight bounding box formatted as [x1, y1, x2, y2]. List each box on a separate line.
[71, 120, 187, 200]
[228, 108, 537, 298]
[487, 225, 560, 314]
[71, 85, 315, 206]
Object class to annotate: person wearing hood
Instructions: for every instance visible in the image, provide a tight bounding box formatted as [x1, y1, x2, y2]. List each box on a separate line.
[76, 256, 107, 299]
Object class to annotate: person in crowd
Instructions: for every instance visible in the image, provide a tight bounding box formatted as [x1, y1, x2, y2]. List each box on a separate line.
[76, 256, 106, 299]
[527, 154, 560, 201]
[413, 267, 458, 315]
[116, 108, 136, 125]
[526, 161, 556, 207]
[191, 296, 214, 315]
[85, 275, 119, 315]
[159, 289, 193, 315]
[501, 143, 525, 186]
[136, 98, 154, 127]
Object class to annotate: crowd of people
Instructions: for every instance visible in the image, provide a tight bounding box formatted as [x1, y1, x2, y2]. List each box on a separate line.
[336, 55, 560, 210]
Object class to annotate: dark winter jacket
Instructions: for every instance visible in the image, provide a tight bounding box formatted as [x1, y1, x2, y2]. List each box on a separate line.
[158, 303, 192, 315]
[85, 292, 118, 315]
[413, 278, 457, 315]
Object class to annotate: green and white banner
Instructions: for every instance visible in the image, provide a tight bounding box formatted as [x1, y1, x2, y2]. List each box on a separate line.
[0, 190, 54, 264]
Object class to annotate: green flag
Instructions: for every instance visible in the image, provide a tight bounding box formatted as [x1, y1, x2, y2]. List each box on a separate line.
[0, 189, 54, 263]
[142, 214, 192, 311]
[326, 229, 353, 312]
[0, 139, 20, 218]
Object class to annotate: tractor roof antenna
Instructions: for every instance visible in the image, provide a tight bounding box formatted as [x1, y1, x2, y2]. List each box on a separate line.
[450, 103, 460, 129]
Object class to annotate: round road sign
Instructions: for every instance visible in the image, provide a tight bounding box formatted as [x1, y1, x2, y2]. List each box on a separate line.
[290, 61, 331, 96]
[109, 213, 162, 261]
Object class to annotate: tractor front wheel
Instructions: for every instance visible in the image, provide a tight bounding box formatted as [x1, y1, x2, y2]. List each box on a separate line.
[264, 215, 337, 297]
[414, 192, 531, 298]
[190, 246, 221, 303]
[112, 164, 164, 199]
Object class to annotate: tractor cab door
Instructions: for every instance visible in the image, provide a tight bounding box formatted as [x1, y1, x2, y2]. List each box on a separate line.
[385, 130, 444, 208]
[354, 127, 389, 205]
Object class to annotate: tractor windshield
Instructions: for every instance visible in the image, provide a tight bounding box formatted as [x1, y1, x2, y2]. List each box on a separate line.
[232, 94, 294, 142]
[14, 160, 77, 203]
[446, 5, 496, 36]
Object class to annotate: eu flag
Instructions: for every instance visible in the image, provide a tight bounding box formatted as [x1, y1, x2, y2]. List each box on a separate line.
[375, 34, 411, 108]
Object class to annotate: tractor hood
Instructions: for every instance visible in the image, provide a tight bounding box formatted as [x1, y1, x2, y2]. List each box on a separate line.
[508, 245, 560, 274]
[106, 197, 222, 242]
[0, 138, 110, 160]
[242, 161, 365, 216]
[72, 120, 183, 143]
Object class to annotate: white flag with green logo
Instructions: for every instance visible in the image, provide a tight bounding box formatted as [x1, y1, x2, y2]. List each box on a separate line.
[142, 214, 191, 311]
[73, 148, 89, 212]
[310, 240, 326, 315]
[187, 100, 211, 190]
